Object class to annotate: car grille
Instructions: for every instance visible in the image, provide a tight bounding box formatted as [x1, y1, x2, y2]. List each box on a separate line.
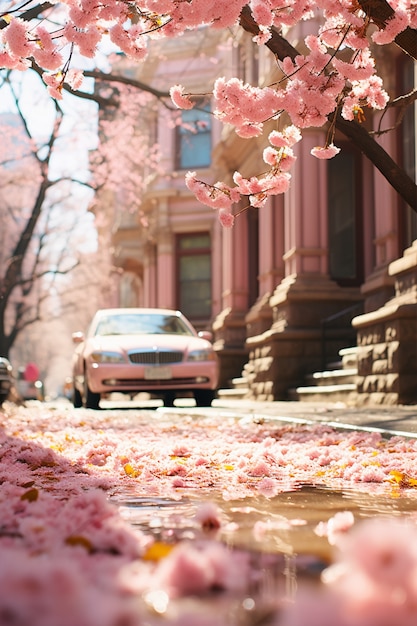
[128, 350, 184, 365]
[103, 377, 208, 387]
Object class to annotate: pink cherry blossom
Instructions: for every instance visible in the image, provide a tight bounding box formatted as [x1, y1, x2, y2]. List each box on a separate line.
[42, 72, 65, 100]
[268, 126, 302, 148]
[170, 85, 195, 110]
[0, 0, 411, 216]
[315, 511, 355, 545]
[218, 208, 235, 228]
[2, 405, 417, 624]
[372, 10, 409, 44]
[185, 172, 240, 210]
[65, 69, 84, 90]
[3, 18, 34, 58]
[194, 502, 222, 530]
[311, 144, 341, 159]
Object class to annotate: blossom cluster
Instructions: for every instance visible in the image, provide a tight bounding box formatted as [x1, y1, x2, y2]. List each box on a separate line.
[173, 16, 395, 222]
[0, 0, 411, 104]
[185, 124, 301, 226]
[165, 1, 411, 223]
[0, 0, 412, 222]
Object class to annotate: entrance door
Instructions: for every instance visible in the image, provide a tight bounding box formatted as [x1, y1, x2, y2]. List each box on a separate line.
[328, 145, 364, 286]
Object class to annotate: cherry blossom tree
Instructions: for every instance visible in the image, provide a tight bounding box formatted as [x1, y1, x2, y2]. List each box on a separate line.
[0, 70, 99, 358]
[0, 0, 416, 226]
[0, 56, 165, 361]
[0, 0, 416, 359]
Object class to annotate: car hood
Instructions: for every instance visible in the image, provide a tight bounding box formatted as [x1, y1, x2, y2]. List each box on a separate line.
[86, 334, 212, 354]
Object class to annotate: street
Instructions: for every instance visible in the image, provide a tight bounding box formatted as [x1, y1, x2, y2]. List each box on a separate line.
[2, 399, 417, 625]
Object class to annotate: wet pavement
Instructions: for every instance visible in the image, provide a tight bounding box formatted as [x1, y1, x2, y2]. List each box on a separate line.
[160, 398, 417, 438]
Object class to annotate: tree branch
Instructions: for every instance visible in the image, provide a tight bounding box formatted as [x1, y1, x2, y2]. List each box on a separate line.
[239, 5, 417, 212]
[358, 0, 417, 59]
[82, 69, 171, 101]
[0, 1, 54, 28]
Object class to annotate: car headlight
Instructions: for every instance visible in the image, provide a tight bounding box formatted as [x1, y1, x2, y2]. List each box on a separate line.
[187, 349, 216, 362]
[90, 351, 125, 364]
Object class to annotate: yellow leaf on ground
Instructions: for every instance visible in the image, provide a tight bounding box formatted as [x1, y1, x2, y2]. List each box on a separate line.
[21, 487, 39, 502]
[65, 535, 94, 553]
[124, 463, 140, 477]
[143, 541, 175, 561]
[389, 470, 417, 488]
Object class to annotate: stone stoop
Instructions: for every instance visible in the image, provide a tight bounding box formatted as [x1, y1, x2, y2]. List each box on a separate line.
[217, 347, 360, 404]
[217, 377, 249, 400]
[288, 347, 359, 405]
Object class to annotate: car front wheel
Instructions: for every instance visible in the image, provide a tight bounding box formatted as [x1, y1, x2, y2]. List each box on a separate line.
[163, 391, 176, 407]
[194, 390, 215, 407]
[73, 384, 82, 408]
[84, 372, 100, 409]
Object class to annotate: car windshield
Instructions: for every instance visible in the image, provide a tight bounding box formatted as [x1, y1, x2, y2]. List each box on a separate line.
[94, 313, 194, 337]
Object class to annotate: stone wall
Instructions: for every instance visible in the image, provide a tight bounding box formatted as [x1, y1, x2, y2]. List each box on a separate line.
[355, 304, 417, 405]
[353, 240, 417, 405]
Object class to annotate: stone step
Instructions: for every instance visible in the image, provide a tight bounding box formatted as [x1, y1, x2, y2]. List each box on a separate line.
[339, 346, 359, 369]
[217, 387, 248, 400]
[289, 383, 357, 404]
[230, 377, 249, 389]
[305, 368, 358, 387]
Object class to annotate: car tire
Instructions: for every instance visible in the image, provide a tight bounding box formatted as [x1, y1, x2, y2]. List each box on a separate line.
[84, 373, 101, 410]
[73, 384, 83, 408]
[194, 390, 215, 407]
[85, 386, 100, 409]
[163, 392, 176, 407]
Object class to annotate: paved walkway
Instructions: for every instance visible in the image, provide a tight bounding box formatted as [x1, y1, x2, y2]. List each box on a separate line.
[165, 399, 417, 438]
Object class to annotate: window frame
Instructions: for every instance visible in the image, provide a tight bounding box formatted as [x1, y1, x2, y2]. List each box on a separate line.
[175, 232, 212, 321]
[174, 101, 212, 171]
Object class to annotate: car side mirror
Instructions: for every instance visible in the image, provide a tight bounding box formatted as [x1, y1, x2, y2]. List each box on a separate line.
[198, 330, 213, 342]
[72, 331, 85, 344]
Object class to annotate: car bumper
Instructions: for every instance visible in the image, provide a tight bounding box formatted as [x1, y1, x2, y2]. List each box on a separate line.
[86, 362, 218, 394]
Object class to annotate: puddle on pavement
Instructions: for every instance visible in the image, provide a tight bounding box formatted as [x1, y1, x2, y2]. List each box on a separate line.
[111, 486, 417, 624]
[112, 484, 417, 563]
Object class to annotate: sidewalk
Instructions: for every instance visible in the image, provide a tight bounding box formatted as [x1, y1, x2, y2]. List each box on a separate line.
[167, 398, 417, 438]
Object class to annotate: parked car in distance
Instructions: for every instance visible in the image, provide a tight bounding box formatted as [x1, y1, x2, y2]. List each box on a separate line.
[71, 308, 219, 409]
[16, 367, 45, 401]
[0, 357, 14, 406]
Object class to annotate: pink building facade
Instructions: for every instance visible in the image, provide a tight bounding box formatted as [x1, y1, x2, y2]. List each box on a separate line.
[101, 26, 417, 405]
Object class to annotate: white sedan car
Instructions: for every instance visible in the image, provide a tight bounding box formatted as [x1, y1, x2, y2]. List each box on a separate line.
[72, 308, 219, 409]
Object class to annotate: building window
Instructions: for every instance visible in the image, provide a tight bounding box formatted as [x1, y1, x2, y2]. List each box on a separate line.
[175, 103, 211, 170]
[328, 146, 363, 285]
[176, 233, 211, 319]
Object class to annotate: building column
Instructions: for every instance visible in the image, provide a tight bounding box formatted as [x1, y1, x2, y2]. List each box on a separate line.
[246, 130, 362, 400]
[245, 195, 285, 339]
[143, 242, 157, 307]
[156, 199, 174, 308]
[360, 107, 399, 313]
[213, 206, 250, 387]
